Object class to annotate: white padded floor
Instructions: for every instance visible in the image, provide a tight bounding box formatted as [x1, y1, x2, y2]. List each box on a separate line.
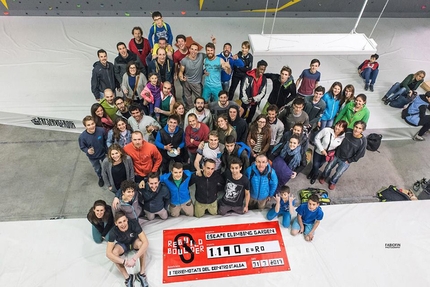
[0, 17, 429, 138]
[1, 201, 430, 286]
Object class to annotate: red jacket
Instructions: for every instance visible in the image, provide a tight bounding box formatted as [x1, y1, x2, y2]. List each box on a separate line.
[358, 59, 379, 72]
[123, 141, 162, 177]
[128, 38, 151, 67]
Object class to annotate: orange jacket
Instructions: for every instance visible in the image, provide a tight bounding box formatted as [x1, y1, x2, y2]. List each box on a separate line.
[123, 141, 162, 177]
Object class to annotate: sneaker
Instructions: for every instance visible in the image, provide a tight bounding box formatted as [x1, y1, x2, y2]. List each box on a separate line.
[310, 178, 316, 185]
[369, 85, 374, 92]
[318, 177, 325, 184]
[125, 274, 135, 287]
[383, 99, 389, 105]
[98, 177, 104, 187]
[413, 133, 425, 141]
[381, 96, 387, 101]
[364, 83, 369, 91]
[329, 183, 336, 190]
[136, 273, 148, 287]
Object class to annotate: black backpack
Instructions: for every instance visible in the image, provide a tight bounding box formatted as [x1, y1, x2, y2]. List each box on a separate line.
[366, 133, 382, 152]
[377, 185, 411, 202]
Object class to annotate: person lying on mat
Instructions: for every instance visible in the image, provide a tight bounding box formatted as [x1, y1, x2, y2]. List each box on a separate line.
[382, 70, 426, 106]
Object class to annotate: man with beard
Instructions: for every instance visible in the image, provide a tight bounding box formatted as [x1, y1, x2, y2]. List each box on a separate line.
[266, 105, 284, 152]
[91, 49, 116, 101]
[114, 42, 143, 86]
[179, 43, 205, 110]
[209, 90, 240, 123]
[202, 42, 231, 103]
[217, 43, 244, 92]
[262, 66, 297, 114]
[127, 105, 161, 143]
[184, 96, 213, 129]
[128, 26, 151, 75]
[154, 81, 176, 127]
[114, 97, 132, 119]
[228, 105, 248, 143]
[173, 34, 189, 102]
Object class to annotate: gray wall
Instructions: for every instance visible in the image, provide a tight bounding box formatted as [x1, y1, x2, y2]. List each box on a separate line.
[1, 0, 429, 17]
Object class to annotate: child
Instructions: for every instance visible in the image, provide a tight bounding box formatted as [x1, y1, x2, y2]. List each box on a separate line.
[148, 11, 173, 47]
[266, 186, 295, 228]
[141, 73, 161, 121]
[78, 116, 107, 187]
[291, 194, 324, 241]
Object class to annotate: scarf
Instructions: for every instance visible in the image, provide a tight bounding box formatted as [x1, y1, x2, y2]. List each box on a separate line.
[280, 144, 302, 171]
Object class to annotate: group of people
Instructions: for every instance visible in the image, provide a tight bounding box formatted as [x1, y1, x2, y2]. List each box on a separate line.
[83, 11, 429, 287]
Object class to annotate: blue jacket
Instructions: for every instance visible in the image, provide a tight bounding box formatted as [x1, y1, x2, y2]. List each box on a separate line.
[321, 92, 340, 121]
[217, 52, 244, 82]
[160, 170, 193, 205]
[406, 94, 429, 126]
[245, 163, 278, 200]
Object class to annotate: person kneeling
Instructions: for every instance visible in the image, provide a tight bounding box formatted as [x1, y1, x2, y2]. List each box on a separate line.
[106, 211, 149, 287]
[291, 194, 323, 242]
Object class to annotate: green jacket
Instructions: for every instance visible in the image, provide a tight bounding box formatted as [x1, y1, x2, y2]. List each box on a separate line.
[335, 101, 370, 128]
[400, 74, 424, 93]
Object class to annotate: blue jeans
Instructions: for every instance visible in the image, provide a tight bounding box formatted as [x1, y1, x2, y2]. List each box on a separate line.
[321, 156, 350, 184]
[309, 151, 326, 180]
[385, 82, 407, 101]
[91, 224, 110, 243]
[360, 68, 379, 85]
[320, 119, 334, 130]
[89, 156, 105, 178]
[267, 207, 291, 228]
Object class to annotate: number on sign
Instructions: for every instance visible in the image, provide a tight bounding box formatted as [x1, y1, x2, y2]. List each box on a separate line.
[252, 260, 261, 268]
[260, 260, 268, 267]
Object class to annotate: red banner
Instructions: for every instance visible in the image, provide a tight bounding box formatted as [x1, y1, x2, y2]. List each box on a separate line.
[163, 221, 290, 283]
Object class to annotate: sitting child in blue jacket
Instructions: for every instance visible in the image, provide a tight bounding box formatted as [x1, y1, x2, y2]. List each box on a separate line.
[291, 194, 324, 241]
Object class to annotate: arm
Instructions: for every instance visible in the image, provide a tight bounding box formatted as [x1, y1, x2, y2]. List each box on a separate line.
[243, 189, 250, 213]
[269, 170, 278, 197]
[113, 61, 122, 85]
[274, 194, 281, 213]
[90, 70, 100, 99]
[307, 220, 321, 241]
[194, 153, 203, 172]
[295, 77, 302, 90]
[241, 78, 250, 103]
[400, 74, 414, 91]
[297, 214, 304, 233]
[178, 64, 186, 81]
[154, 130, 165, 149]
[253, 82, 267, 103]
[221, 58, 232, 75]
[152, 148, 163, 172]
[335, 104, 347, 124]
[148, 26, 154, 48]
[275, 124, 284, 145]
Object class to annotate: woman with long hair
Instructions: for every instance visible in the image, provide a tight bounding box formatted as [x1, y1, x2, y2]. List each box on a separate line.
[87, 200, 114, 243]
[335, 94, 370, 128]
[320, 81, 343, 129]
[382, 70, 426, 107]
[271, 134, 302, 191]
[90, 103, 114, 134]
[308, 120, 347, 184]
[121, 61, 147, 105]
[172, 102, 185, 129]
[339, 84, 355, 109]
[106, 117, 132, 148]
[101, 144, 135, 193]
[247, 114, 271, 161]
[216, 114, 237, 144]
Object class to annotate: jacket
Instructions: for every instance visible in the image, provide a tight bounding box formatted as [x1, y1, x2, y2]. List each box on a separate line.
[400, 74, 425, 93]
[217, 52, 244, 82]
[406, 94, 430, 125]
[245, 163, 278, 200]
[358, 59, 379, 72]
[147, 58, 175, 84]
[336, 129, 366, 163]
[335, 101, 370, 128]
[160, 170, 193, 205]
[228, 105, 249, 143]
[241, 69, 268, 104]
[247, 128, 271, 155]
[121, 72, 147, 101]
[114, 51, 144, 85]
[91, 61, 116, 99]
[304, 96, 327, 129]
[191, 172, 225, 204]
[101, 155, 135, 193]
[155, 125, 185, 151]
[232, 51, 253, 79]
[123, 141, 162, 177]
[321, 92, 341, 121]
[265, 73, 297, 107]
[128, 37, 151, 66]
[221, 143, 250, 172]
[141, 183, 170, 213]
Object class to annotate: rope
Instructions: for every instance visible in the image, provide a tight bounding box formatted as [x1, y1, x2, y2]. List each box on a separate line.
[369, 0, 390, 38]
[261, 0, 270, 34]
[267, 0, 281, 50]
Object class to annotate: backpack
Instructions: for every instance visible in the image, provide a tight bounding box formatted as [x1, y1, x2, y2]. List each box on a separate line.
[299, 188, 331, 205]
[236, 142, 251, 159]
[377, 185, 411, 202]
[366, 133, 382, 152]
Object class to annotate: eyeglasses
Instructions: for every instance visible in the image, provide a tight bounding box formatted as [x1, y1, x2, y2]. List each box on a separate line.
[258, 121, 266, 124]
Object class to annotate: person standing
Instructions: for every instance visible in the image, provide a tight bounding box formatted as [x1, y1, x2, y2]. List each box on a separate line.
[79, 116, 107, 187]
[128, 26, 151, 75]
[114, 42, 144, 87]
[296, 59, 321, 97]
[91, 49, 116, 101]
[185, 113, 210, 171]
[228, 41, 253, 101]
[262, 66, 297, 114]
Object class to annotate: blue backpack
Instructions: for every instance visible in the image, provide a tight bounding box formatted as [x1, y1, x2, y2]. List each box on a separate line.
[236, 142, 251, 159]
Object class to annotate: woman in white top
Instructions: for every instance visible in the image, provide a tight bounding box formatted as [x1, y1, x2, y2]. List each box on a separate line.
[307, 120, 347, 184]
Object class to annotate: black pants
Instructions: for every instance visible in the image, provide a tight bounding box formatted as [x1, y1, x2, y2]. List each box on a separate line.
[241, 102, 257, 124]
[228, 76, 245, 101]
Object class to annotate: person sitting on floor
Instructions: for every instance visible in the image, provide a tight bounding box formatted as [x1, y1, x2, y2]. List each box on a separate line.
[382, 70, 426, 107]
[358, 53, 379, 92]
[403, 91, 430, 141]
[291, 194, 323, 242]
[87, 200, 114, 243]
[140, 172, 171, 220]
[266, 186, 295, 228]
[106, 211, 149, 287]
